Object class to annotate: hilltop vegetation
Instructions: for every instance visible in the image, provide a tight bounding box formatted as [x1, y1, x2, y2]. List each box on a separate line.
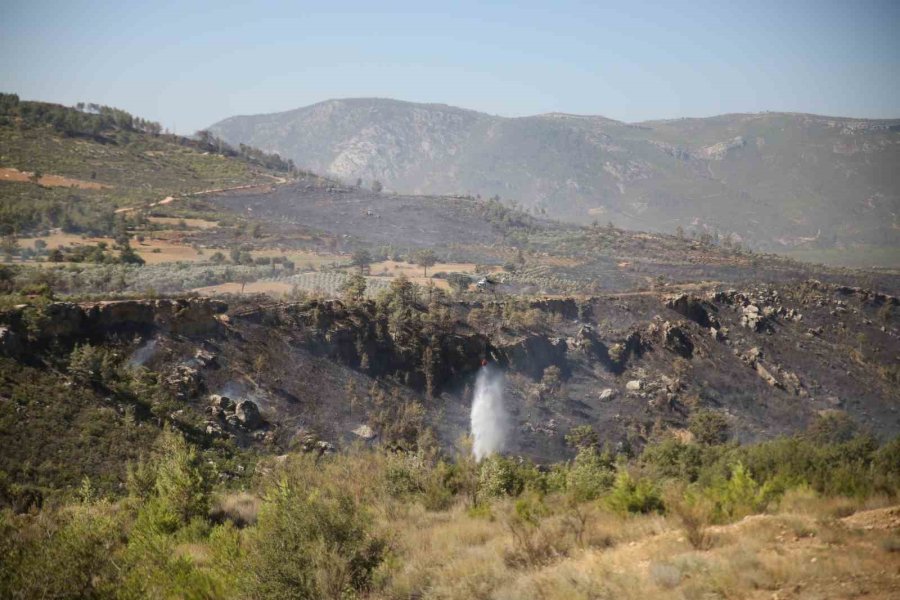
[0, 93, 295, 237]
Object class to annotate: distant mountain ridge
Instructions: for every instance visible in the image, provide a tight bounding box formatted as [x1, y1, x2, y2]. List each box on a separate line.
[209, 98, 900, 258]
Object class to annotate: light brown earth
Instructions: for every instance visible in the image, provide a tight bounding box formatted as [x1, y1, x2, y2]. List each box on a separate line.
[0, 167, 111, 189]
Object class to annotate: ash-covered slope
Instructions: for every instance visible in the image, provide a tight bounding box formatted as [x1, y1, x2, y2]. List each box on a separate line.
[2, 280, 897, 494]
[209, 99, 900, 257]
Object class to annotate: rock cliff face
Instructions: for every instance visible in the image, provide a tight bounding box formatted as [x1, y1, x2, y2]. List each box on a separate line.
[0, 298, 226, 353]
[209, 98, 900, 254]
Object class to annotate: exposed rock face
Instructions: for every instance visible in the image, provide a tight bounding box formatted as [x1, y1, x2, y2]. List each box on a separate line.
[251, 300, 494, 395]
[0, 299, 225, 349]
[499, 334, 569, 380]
[712, 288, 802, 333]
[165, 365, 203, 401]
[626, 380, 642, 392]
[209, 394, 234, 411]
[660, 321, 694, 358]
[739, 346, 783, 389]
[574, 325, 611, 363]
[665, 294, 719, 328]
[602, 330, 647, 374]
[235, 400, 262, 429]
[835, 286, 899, 307]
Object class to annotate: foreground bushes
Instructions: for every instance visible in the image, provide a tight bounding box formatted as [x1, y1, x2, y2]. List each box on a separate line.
[0, 425, 898, 599]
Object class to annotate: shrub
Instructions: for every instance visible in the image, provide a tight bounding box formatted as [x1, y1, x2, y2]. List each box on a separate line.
[68, 343, 119, 386]
[565, 425, 599, 450]
[503, 493, 560, 568]
[479, 455, 526, 498]
[641, 438, 708, 482]
[689, 410, 730, 446]
[805, 411, 858, 445]
[703, 462, 778, 522]
[0, 502, 122, 599]
[566, 447, 615, 502]
[667, 487, 714, 550]
[245, 477, 386, 599]
[605, 470, 664, 515]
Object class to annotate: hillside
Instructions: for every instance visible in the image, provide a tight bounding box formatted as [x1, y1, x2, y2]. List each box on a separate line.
[0, 93, 295, 236]
[1, 96, 899, 600]
[209, 98, 900, 264]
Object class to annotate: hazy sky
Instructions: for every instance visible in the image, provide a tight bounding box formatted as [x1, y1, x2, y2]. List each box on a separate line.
[2, 0, 898, 133]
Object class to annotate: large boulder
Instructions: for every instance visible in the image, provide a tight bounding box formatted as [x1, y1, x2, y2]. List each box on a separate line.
[235, 400, 262, 429]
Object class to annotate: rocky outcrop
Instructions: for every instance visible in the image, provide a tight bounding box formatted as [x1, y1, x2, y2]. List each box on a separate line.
[835, 286, 899, 307]
[205, 395, 265, 436]
[242, 300, 494, 394]
[235, 400, 262, 429]
[498, 334, 568, 380]
[603, 330, 647, 374]
[0, 298, 226, 350]
[711, 288, 802, 333]
[665, 294, 719, 328]
[662, 322, 694, 358]
[165, 365, 203, 401]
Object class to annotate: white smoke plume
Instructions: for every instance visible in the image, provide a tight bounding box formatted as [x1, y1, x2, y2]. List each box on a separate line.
[470, 365, 507, 461]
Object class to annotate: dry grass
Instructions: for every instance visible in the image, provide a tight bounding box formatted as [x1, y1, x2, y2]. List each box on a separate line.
[368, 260, 488, 278]
[193, 281, 295, 296]
[209, 491, 261, 527]
[368, 495, 900, 600]
[0, 167, 111, 189]
[134, 236, 207, 263]
[146, 216, 219, 229]
[18, 232, 114, 250]
[252, 249, 346, 268]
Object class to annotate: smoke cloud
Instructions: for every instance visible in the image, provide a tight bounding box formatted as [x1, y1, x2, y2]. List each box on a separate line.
[470, 365, 507, 461]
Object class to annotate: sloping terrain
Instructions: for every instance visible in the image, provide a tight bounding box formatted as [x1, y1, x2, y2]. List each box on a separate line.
[209, 98, 900, 261]
[200, 179, 900, 296]
[0, 94, 294, 237]
[2, 275, 896, 497]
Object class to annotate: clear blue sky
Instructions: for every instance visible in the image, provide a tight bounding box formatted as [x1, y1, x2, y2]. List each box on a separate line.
[2, 0, 898, 133]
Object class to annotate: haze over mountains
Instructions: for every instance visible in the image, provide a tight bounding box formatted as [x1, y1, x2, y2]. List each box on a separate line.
[209, 98, 900, 261]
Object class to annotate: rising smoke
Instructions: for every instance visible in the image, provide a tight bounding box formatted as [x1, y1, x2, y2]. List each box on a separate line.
[470, 364, 508, 461]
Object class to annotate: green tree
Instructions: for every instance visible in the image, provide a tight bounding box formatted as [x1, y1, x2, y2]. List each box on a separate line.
[351, 249, 373, 273]
[119, 243, 145, 265]
[415, 249, 437, 277]
[340, 273, 367, 303]
[689, 410, 730, 446]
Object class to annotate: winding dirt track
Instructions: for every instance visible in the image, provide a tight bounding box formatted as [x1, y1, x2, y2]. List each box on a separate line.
[114, 173, 288, 214]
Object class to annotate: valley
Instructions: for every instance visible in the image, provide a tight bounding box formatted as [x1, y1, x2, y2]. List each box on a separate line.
[1, 94, 898, 600]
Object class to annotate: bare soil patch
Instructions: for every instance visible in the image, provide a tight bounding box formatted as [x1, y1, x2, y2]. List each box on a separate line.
[0, 167, 111, 189]
[842, 505, 900, 530]
[147, 216, 219, 230]
[193, 280, 295, 296]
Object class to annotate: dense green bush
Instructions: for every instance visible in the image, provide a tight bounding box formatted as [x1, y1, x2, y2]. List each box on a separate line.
[246, 476, 386, 599]
[605, 470, 664, 515]
[565, 447, 616, 501]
